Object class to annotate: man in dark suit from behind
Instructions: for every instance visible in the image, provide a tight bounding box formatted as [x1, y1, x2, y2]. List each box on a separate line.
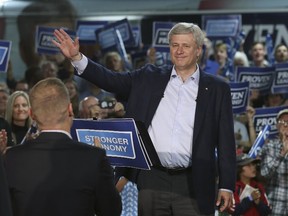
[4, 77, 122, 216]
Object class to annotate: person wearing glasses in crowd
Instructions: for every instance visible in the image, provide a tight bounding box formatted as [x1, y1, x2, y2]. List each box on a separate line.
[259, 108, 288, 216]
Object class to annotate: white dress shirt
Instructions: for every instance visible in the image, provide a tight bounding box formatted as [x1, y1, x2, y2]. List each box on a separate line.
[148, 66, 199, 168]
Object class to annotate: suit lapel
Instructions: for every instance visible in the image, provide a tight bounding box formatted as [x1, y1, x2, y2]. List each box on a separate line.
[193, 72, 211, 143]
[145, 66, 172, 127]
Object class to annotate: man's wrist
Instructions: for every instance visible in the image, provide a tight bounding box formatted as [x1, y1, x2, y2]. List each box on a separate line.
[70, 52, 82, 62]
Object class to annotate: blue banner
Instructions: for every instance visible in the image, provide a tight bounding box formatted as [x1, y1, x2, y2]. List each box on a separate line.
[229, 82, 250, 114]
[76, 20, 108, 44]
[248, 125, 270, 158]
[253, 106, 288, 138]
[202, 14, 242, 39]
[0, 40, 11, 73]
[95, 19, 135, 53]
[152, 21, 174, 53]
[36, 26, 76, 55]
[266, 33, 275, 66]
[71, 118, 153, 170]
[235, 66, 275, 94]
[272, 63, 288, 94]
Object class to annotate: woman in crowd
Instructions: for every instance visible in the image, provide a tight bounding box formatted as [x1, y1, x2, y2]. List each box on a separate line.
[5, 91, 32, 145]
[231, 153, 271, 216]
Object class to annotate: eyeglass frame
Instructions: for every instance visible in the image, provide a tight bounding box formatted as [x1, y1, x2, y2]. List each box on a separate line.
[277, 120, 288, 127]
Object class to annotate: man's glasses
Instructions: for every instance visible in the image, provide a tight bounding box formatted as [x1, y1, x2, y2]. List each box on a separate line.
[278, 120, 288, 127]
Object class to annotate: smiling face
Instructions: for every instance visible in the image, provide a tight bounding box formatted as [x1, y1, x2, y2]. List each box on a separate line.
[169, 33, 201, 74]
[12, 95, 30, 125]
[277, 113, 288, 141]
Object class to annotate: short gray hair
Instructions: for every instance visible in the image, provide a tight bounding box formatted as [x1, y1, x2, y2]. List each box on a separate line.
[168, 22, 205, 48]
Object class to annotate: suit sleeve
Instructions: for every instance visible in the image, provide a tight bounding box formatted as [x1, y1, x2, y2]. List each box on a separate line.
[217, 83, 236, 191]
[93, 150, 122, 216]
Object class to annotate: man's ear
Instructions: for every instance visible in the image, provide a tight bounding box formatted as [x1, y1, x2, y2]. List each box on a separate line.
[68, 103, 74, 117]
[29, 108, 36, 120]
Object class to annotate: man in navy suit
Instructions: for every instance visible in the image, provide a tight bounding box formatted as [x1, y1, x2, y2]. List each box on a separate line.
[4, 78, 122, 216]
[53, 22, 236, 216]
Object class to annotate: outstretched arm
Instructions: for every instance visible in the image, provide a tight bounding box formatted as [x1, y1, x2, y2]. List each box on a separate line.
[52, 29, 82, 61]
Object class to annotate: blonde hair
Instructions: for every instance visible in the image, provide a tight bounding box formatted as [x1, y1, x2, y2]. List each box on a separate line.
[29, 77, 70, 127]
[5, 91, 32, 128]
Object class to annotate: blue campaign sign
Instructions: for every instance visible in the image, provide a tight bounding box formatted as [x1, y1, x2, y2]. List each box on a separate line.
[36, 26, 76, 55]
[272, 63, 288, 94]
[76, 20, 108, 44]
[130, 25, 142, 49]
[235, 66, 275, 94]
[75, 129, 136, 159]
[71, 118, 152, 170]
[152, 21, 175, 53]
[229, 82, 250, 114]
[202, 15, 242, 39]
[95, 18, 135, 53]
[0, 40, 11, 73]
[248, 125, 270, 158]
[253, 106, 288, 138]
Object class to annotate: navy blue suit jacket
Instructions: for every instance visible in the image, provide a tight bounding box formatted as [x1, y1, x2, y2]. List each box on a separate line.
[78, 60, 236, 214]
[4, 132, 122, 216]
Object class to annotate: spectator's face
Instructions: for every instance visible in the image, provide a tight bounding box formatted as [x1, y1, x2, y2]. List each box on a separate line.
[169, 33, 201, 72]
[275, 45, 288, 63]
[241, 163, 257, 179]
[251, 43, 265, 63]
[215, 46, 227, 65]
[277, 114, 288, 139]
[12, 96, 29, 123]
[65, 81, 77, 99]
[106, 55, 122, 72]
[267, 94, 283, 107]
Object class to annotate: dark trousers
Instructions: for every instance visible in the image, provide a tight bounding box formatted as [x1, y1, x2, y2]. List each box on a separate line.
[137, 167, 214, 216]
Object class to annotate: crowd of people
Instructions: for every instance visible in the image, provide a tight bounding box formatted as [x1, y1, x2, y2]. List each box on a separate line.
[0, 0, 288, 216]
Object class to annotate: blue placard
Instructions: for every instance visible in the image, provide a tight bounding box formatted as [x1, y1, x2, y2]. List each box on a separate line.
[202, 15, 242, 39]
[76, 20, 108, 44]
[71, 118, 151, 170]
[253, 106, 288, 138]
[229, 82, 250, 114]
[0, 40, 11, 73]
[152, 21, 175, 53]
[75, 129, 135, 159]
[248, 125, 270, 158]
[96, 18, 135, 53]
[35, 26, 76, 55]
[272, 63, 288, 94]
[130, 25, 142, 49]
[235, 66, 275, 94]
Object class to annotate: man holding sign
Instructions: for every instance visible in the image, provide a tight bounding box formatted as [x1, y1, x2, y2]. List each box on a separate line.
[53, 22, 236, 216]
[259, 108, 288, 215]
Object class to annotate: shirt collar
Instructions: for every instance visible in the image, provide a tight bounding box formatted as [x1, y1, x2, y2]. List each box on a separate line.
[171, 64, 200, 84]
[40, 130, 72, 139]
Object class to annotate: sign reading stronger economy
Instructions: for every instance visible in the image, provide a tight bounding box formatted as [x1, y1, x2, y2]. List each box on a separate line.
[71, 118, 153, 170]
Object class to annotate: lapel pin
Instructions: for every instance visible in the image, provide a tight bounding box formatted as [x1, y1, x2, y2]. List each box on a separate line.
[205, 87, 208, 90]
